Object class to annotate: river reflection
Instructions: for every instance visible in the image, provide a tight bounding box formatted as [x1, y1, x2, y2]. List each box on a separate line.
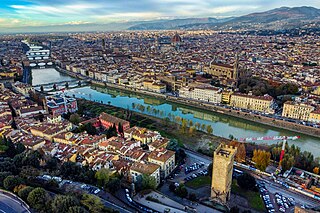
[63, 85, 320, 156]
[31, 68, 320, 156]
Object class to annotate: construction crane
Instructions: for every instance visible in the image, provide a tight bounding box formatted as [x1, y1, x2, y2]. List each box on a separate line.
[238, 135, 300, 172]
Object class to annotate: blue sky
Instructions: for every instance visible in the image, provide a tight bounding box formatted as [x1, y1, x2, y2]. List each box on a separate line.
[0, 0, 320, 28]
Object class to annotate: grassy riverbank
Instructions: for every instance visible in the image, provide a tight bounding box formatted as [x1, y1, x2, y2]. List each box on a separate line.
[77, 99, 227, 151]
[57, 67, 320, 139]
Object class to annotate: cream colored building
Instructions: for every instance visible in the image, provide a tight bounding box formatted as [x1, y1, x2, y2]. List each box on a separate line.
[211, 144, 237, 203]
[130, 162, 161, 187]
[282, 102, 315, 121]
[148, 149, 175, 178]
[309, 110, 320, 123]
[230, 93, 275, 114]
[143, 80, 166, 93]
[179, 86, 222, 104]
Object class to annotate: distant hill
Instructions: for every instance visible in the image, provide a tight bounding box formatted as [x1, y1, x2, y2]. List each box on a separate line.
[128, 17, 225, 30]
[175, 6, 320, 31]
[2, 6, 319, 33]
[127, 6, 320, 31]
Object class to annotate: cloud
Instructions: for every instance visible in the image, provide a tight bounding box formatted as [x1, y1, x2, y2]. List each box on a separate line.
[0, 0, 319, 28]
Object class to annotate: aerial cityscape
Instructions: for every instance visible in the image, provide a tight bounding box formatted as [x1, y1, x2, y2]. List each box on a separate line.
[0, 0, 320, 213]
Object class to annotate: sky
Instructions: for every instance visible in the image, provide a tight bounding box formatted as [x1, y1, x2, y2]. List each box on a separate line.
[0, 0, 320, 29]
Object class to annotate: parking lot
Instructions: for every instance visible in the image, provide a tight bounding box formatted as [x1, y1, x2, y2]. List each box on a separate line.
[167, 152, 210, 184]
[257, 180, 296, 213]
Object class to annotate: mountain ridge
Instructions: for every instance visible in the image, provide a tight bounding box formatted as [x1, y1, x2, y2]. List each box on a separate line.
[1, 6, 319, 33]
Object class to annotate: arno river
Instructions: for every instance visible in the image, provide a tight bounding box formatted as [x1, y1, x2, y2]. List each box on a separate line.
[31, 68, 320, 156]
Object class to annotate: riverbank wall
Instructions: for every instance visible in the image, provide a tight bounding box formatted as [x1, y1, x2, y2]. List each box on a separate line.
[56, 66, 320, 139]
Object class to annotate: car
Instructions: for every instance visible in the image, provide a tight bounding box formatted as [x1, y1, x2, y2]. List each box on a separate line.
[279, 207, 285, 213]
[284, 203, 289, 209]
[80, 184, 87, 189]
[94, 189, 100, 194]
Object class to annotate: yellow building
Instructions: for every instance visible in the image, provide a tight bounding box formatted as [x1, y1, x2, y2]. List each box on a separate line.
[148, 149, 175, 178]
[230, 93, 275, 114]
[222, 91, 233, 104]
[211, 144, 237, 203]
[0, 71, 16, 78]
[143, 80, 166, 93]
[130, 162, 161, 187]
[282, 102, 315, 121]
[311, 86, 320, 95]
[308, 110, 320, 123]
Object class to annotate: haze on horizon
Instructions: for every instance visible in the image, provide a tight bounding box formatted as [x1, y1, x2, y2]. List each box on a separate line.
[1, 0, 320, 32]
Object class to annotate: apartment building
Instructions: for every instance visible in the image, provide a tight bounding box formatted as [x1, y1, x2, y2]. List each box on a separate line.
[148, 149, 175, 178]
[130, 162, 161, 187]
[179, 86, 222, 104]
[230, 93, 275, 114]
[282, 102, 315, 121]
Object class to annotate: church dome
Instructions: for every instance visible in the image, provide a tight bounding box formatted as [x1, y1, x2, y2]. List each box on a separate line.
[171, 33, 182, 44]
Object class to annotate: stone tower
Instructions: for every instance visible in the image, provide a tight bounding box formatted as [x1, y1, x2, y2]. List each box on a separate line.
[211, 144, 237, 203]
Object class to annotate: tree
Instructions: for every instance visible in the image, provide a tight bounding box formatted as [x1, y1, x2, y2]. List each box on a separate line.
[141, 174, 157, 190]
[169, 182, 176, 192]
[189, 126, 196, 135]
[22, 150, 42, 168]
[230, 141, 246, 162]
[195, 122, 200, 130]
[15, 143, 25, 154]
[181, 119, 188, 133]
[175, 116, 182, 124]
[0, 160, 16, 173]
[84, 123, 97, 135]
[230, 206, 240, 213]
[207, 163, 213, 177]
[3, 175, 24, 191]
[69, 114, 81, 125]
[188, 120, 193, 127]
[68, 206, 89, 213]
[14, 184, 26, 193]
[201, 124, 206, 131]
[252, 149, 271, 171]
[0, 137, 16, 157]
[18, 186, 34, 201]
[175, 148, 186, 164]
[313, 167, 319, 175]
[51, 195, 80, 213]
[281, 155, 295, 171]
[106, 178, 121, 194]
[60, 162, 82, 179]
[118, 122, 124, 137]
[175, 184, 188, 198]
[237, 173, 256, 191]
[189, 193, 197, 201]
[166, 139, 178, 151]
[27, 187, 51, 212]
[44, 156, 59, 171]
[81, 194, 105, 213]
[0, 171, 12, 187]
[206, 125, 213, 135]
[95, 168, 110, 188]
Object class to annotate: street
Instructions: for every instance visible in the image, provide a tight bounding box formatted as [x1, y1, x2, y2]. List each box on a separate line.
[0, 192, 30, 213]
[183, 148, 320, 211]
